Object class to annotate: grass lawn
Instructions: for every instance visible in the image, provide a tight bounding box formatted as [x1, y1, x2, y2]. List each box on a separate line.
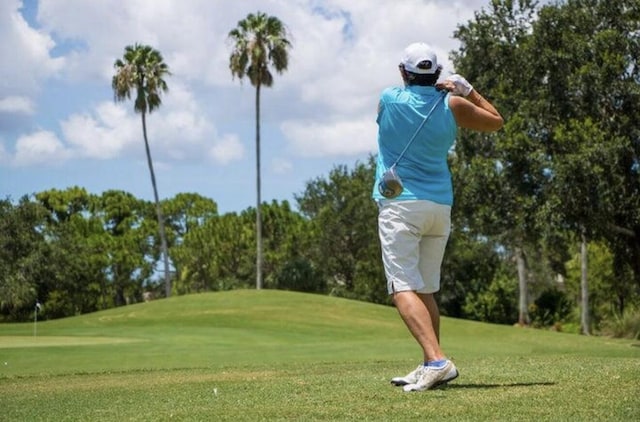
[0, 290, 638, 421]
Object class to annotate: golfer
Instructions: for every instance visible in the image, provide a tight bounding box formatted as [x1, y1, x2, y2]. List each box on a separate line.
[373, 42, 503, 391]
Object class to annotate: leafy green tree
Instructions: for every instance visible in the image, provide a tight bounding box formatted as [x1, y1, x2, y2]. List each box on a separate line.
[439, 226, 503, 318]
[95, 190, 156, 306]
[35, 188, 107, 317]
[172, 212, 254, 293]
[520, 0, 640, 332]
[0, 197, 49, 321]
[36, 186, 93, 224]
[565, 241, 639, 332]
[163, 193, 218, 293]
[451, 0, 543, 325]
[296, 157, 384, 302]
[249, 200, 310, 289]
[163, 193, 218, 243]
[463, 270, 519, 324]
[275, 257, 326, 293]
[210, 212, 255, 289]
[44, 217, 107, 317]
[228, 12, 292, 290]
[112, 43, 172, 297]
[452, 0, 640, 331]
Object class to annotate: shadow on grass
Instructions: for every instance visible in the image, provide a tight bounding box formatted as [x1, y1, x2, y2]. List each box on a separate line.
[444, 381, 556, 390]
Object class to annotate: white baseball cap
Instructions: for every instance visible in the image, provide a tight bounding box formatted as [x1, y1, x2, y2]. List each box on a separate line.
[400, 42, 440, 74]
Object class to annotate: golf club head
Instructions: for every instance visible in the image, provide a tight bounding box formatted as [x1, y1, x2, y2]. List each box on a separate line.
[378, 167, 403, 199]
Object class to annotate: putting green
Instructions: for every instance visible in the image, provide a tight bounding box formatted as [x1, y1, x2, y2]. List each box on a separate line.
[0, 336, 143, 348]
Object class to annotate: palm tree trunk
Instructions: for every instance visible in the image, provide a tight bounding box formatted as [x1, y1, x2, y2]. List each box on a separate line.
[141, 112, 172, 297]
[580, 229, 590, 335]
[516, 246, 529, 325]
[255, 83, 263, 290]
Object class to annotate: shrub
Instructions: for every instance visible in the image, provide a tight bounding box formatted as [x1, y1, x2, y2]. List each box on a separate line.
[275, 257, 326, 293]
[599, 306, 640, 340]
[463, 273, 518, 324]
[529, 287, 574, 328]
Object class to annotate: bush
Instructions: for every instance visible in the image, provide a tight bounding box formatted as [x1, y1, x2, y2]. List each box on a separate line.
[463, 273, 518, 324]
[599, 306, 640, 340]
[529, 287, 574, 328]
[275, 257, 326, 293]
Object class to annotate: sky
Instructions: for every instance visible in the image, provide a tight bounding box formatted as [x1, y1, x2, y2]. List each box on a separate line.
[0, 0, 494, 214]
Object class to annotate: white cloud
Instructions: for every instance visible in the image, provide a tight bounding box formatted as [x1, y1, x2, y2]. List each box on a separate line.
[271, 157, 293, 174]
[150, 81, 214, 160]
[282, 116, 377, 157]
[0, 0, 64, 96]
[36, 0, 242, 84]
[13, 130, 71, 166]
[0, 140, 8, 165]
[208, 135, 245, 164]
[59, 80, 235, 164]
[61, 102, 138, 159]
[0, 96, 35, 114]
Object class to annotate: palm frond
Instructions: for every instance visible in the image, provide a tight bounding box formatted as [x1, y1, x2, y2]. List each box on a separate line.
[227, 11, 292, 87]
[112, 43, 171, 115]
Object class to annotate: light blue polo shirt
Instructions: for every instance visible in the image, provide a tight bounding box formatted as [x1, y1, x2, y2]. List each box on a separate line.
[372, 85, 457, 205]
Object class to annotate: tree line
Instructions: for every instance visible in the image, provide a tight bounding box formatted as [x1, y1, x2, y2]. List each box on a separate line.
[449, 0, 639, 335]
[1, 0, 638, 338]
[0, 150, 637, 338]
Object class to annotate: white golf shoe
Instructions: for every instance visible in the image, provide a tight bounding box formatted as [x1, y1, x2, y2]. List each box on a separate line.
[402, 360, 459, 392]
[390, 364, 424, 386]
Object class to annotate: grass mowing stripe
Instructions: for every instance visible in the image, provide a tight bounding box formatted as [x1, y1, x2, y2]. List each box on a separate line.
[0, 336, 143, 348]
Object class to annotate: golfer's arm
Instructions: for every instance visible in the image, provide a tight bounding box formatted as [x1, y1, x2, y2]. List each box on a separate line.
[450, 92, 504, 132]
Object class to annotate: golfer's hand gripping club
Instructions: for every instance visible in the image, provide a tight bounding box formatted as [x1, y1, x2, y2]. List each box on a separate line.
[444, 74, 473, 97]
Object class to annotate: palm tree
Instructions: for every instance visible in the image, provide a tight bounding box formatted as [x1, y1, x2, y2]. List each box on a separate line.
[228, 12, 292, 290]
[112, 43, 172, 297]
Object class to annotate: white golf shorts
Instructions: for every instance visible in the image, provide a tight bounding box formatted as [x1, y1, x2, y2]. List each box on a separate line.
[377, 199, 451, 295]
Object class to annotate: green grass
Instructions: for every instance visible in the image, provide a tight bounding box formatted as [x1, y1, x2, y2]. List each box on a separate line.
[1, 290, 638, 421]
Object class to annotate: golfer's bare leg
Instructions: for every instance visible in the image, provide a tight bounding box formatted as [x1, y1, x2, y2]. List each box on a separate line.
[393, 290, 445, 362]
[419, 293, 440, 343]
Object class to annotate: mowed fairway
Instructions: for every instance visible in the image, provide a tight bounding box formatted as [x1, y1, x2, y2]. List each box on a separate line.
[0, 290, 638, 421]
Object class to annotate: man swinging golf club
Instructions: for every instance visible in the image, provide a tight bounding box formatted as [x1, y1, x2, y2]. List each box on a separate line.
[373, 42, 503, 391]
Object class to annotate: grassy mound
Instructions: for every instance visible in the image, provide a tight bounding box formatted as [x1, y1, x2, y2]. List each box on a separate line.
[0, 290, 638, 420]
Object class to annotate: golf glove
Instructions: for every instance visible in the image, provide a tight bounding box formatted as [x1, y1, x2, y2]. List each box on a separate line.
[446, 74, 473, 97]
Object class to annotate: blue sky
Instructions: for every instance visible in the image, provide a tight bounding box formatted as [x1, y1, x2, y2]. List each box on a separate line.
[0, 0, 490, 214]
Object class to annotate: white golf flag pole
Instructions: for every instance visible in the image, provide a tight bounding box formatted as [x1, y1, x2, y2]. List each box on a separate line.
[34, 302, 41, 337]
